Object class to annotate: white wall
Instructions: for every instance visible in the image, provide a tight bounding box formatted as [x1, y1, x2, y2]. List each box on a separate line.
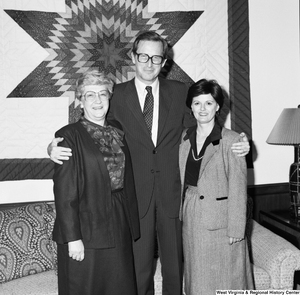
[249, 0, 300, 185]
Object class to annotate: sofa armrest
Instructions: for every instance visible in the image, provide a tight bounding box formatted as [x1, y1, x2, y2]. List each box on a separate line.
[249, 219, 300, 289]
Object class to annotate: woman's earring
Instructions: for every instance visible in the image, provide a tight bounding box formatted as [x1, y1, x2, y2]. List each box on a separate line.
[79, 102, 84, 115]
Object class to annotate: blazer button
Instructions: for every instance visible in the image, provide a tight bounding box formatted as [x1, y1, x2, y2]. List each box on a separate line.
[152, 149, 157, 154]
[151, 169, 155, 173]
[199, 195, 204, 200]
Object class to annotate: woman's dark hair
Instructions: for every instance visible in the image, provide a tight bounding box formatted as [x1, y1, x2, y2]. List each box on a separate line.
[132, 31, 169, 59]
[186, 79, 224, 110]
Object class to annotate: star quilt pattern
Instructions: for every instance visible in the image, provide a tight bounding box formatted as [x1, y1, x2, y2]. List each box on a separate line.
[0, 0, 251, 186]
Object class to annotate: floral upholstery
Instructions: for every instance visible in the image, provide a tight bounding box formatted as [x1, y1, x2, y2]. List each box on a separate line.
[0, 202, 56, 283]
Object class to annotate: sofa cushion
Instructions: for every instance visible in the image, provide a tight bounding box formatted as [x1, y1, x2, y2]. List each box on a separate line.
[0, 269, 58, 295]
[0, 202, 56, 283]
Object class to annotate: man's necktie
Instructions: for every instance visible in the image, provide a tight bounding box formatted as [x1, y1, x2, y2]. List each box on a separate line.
[143, 86, 154, 135]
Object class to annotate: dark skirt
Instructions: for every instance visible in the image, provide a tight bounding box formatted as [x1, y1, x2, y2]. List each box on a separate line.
[57, 190, 137, 295]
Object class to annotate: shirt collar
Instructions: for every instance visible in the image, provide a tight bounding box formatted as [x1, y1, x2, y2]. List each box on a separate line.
[134, 77, 159, 97]
[209, 121, 222, 144]
[80, 116, 124, 143]
[184, 120, 222, 146]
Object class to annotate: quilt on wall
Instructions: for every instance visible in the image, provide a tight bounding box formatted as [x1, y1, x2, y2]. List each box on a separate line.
[0, 0, 251, 184]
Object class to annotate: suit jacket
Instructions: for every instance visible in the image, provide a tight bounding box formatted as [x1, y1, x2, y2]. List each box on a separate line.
[179, 127, 247, 238]
[107, 78, 195, 218]
[52, 120, 140, 249]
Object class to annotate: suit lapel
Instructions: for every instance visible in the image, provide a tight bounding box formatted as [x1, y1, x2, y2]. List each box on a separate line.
[157, 78, 172, 145]
[179, 136, 219, 186]
[124, 79, 153, 140]
[198, 143, 219, 181]
[124, 80, 145, 126]
[178, 134, 190, 220]
[180, 126, 221, 189]
[179, 137, 191, 187]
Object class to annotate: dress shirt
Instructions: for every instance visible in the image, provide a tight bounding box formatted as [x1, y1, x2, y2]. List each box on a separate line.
[134, 78, 159, 146]
[184, 121, 222, 186]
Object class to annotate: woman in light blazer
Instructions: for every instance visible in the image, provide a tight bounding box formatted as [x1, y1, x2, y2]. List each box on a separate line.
[179, 79, 253, 295]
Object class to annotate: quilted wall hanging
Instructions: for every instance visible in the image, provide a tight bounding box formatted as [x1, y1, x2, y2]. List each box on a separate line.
[0, 0, 251, 188]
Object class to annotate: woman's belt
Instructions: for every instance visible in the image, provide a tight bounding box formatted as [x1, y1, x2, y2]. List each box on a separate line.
[112, 187, 123, 193]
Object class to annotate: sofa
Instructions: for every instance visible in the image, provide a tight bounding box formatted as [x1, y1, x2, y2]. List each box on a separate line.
[1, 202, 300, 294]
[248, 218, 300, 289]
[0, 202, 58, 295]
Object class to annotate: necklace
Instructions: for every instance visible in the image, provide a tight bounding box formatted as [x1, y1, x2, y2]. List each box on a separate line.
[192, 149, 203, 161]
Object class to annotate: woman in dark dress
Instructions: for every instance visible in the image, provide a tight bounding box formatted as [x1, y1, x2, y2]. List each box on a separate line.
[52, 69, 140, 295]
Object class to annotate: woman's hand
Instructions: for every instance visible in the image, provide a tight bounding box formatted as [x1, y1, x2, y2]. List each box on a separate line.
[231, 132, 250, 157]
[68, 240, 85, 261]
[229, 237, 244, 245]
[47, 137, 72, 165]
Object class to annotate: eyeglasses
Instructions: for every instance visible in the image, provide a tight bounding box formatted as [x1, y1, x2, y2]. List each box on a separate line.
[83, 90, 110, 102]
[135, 53, 165, 65]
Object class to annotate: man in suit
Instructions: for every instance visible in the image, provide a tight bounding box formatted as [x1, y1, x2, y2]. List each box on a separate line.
[48, 31, 250, 295]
